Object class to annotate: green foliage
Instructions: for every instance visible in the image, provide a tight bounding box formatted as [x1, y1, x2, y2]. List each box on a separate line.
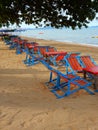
[0, 0, 98, 29]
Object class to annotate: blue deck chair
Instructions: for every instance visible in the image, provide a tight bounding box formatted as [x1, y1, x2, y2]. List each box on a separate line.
[44, 51, 67, 66]
[15, 39, 30, 54]
[39, 59, 94, 98]
[64, 56, 98, 91]
[43, 46, 66, 66]
[37, 46, 51, 56]
[78, 55, 97, 68]
[47, 46, 57, 52]
[64, 56, 83, 74]
[23, 45, 39, 66]
[3, 35, 18, 45]
[78, 55, 98, 82]
[24, 46, 55, 66]
[8, 37, 21, 49]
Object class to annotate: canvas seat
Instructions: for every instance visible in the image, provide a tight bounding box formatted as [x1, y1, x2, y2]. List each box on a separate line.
[65, 56, 83, 74]
[79, 56, 97, 68]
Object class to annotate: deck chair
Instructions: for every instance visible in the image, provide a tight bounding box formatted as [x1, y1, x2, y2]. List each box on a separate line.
[16, 39, 28, 54]
[23, 45, 51, 66]
[65, 55, 97, 81]
[3, 35, 19, 45]
[79, 56, 97, 68]
[16, 41, 38, 54]
[37, 46, 51, 56]
[24, 42, 38, 53]
[40, 59, 94, 98]
[16, 40, 37, 54]
[45, 51, 67, 66]
[44, 46, 67, 66]
[47, 46, 57, 52]
[65, 56, 83, 74]
[78, 55, 98, 80]
[23, 44, 39, 65]
[28, 46, 50, 55]
[9, 37, 22, 49]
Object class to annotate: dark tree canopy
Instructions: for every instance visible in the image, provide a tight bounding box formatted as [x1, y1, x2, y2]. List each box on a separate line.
[0, 0, 98, 29]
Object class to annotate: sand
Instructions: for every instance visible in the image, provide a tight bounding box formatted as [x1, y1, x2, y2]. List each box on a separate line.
[0, 36, 98, 130]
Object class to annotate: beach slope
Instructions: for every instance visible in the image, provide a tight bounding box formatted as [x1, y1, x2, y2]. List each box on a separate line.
[0, 37, 98, 130]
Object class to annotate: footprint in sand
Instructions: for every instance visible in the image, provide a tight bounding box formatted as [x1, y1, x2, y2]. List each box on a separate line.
[7, 110, 21, 126]
[20, 111, 49, 128]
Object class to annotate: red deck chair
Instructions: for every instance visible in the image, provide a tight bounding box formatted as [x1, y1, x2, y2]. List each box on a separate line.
[39, 47, 47, 56]
[45, 51, 67, 66]
[80, 56, 96, 68]
[66, 56, 83, 74]
[45, 64, 94, 98]
[47, 47, 57, 52]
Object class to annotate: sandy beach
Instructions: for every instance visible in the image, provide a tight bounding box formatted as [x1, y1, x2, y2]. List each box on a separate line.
[0, 36, 98, 130]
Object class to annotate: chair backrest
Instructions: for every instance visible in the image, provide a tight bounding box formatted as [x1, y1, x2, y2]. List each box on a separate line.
[12, 38, 19, 43]
[37, 46, 50, 56]
[27, 46, 51, 55]
[80, 56, 96, 68]
[31, 42, 39, 46]
[69, 52, 80, 57]
[47, 47, 57, 52]
[66, 52, 80, 58]
[67, 56, 83, 72]
[25, 43, 35, 49]
[39, 47, 47, 56]
[56, 52, 67, 61]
